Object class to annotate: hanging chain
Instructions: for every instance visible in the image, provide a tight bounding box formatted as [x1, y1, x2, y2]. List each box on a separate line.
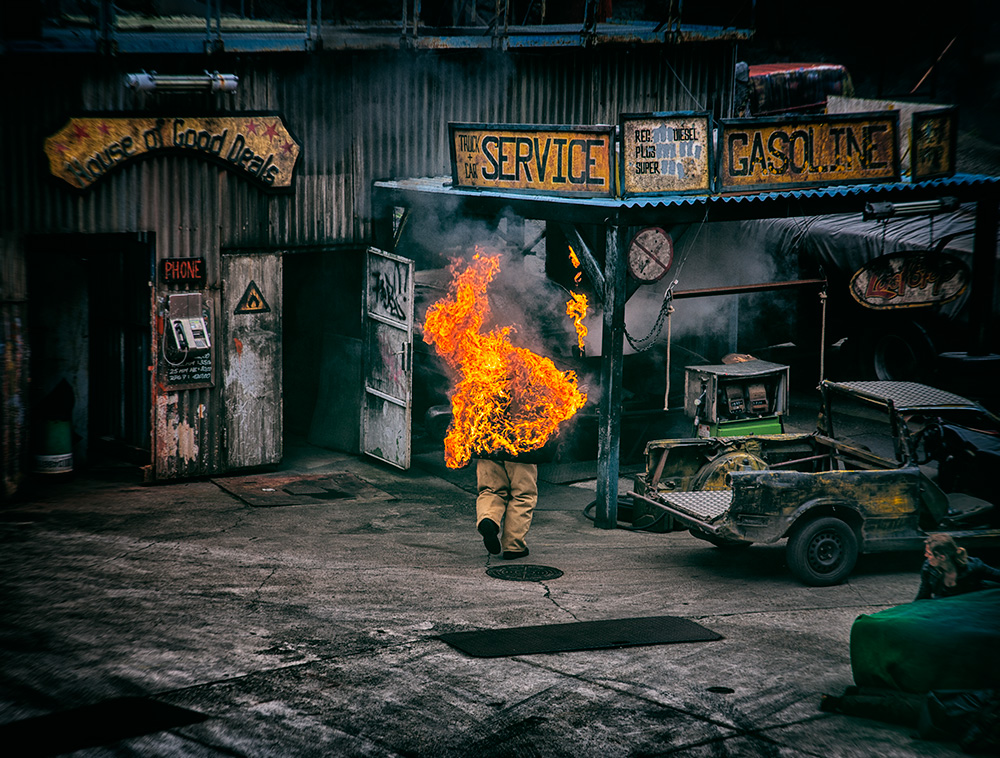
[624, 286, 675, 351]
[623, 207, 708, 352]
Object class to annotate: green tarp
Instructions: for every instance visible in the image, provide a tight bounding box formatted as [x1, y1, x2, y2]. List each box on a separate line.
[851, 588, 1000, 694]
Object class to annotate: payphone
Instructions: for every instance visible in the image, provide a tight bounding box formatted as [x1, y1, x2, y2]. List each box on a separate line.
[170, 315, 211, 352]
[164, 293, 211, 360]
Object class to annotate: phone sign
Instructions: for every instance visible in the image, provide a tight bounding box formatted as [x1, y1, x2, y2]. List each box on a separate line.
[161, 257, 206, 285]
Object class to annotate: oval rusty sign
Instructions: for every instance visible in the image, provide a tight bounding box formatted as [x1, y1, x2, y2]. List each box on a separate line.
[849, 251, 969, 309]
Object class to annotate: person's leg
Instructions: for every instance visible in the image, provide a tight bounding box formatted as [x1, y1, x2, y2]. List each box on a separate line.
[476, 459, 509, 554]
[500, 462, 538, 555]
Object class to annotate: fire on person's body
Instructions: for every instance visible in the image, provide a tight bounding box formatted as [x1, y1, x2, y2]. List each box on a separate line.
[422, 250, 588, 469]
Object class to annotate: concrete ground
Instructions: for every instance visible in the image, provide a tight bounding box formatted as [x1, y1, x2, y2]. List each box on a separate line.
[0, 422, 984, 757]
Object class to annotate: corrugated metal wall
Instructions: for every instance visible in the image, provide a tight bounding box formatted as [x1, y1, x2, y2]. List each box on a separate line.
[0, 43, 735, 484]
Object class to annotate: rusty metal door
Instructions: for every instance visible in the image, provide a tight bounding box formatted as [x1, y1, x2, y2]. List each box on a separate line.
[361, 247, 414, 469]
[222, 253, 283, 470]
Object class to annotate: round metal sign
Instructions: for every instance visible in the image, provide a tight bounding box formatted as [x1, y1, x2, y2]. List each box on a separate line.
[628, 227, 673, 282]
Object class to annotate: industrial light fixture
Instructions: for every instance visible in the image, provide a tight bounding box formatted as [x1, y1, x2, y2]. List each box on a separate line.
[863, 196, 959, 220]
[125, 71, 239, 93]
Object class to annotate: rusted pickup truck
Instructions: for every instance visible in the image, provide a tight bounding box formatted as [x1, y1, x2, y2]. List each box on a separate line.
[629, 380, 1000, 585]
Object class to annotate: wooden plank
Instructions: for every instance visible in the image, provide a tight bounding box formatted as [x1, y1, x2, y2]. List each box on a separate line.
[222, 253, 283, 470]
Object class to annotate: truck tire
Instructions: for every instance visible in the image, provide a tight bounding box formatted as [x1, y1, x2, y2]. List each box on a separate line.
[786, 517, 858, 586]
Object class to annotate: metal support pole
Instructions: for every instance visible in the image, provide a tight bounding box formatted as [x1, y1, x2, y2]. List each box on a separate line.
[595, 222, 626, 529]
[970, 195, 998, 356]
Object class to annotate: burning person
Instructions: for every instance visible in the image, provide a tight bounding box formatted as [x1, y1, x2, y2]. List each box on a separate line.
[422, 249, 587, 559]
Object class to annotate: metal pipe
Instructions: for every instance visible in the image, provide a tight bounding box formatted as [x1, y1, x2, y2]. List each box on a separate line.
[671, 278, 826, 299]
[125, 72, 239, 93]
[864, 197, 959, 220]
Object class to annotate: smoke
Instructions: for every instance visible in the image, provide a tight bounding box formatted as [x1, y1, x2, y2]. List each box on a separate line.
[618, 221, 793, 362]
[409, 205, 582, 358]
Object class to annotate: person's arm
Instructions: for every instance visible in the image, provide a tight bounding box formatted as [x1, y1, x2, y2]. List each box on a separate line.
[972, 557, 1000, 587]
[915, 562, 934, 600]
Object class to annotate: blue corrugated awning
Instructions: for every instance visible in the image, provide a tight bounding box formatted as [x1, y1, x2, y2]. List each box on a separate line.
[375, 173, 1000, 212]
[374, 173, 1000, 227]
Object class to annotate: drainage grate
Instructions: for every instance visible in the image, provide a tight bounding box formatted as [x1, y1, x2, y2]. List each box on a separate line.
[486, 564, 564, 582]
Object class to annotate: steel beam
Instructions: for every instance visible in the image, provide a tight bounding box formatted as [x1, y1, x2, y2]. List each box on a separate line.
[595, 222, 627, 529]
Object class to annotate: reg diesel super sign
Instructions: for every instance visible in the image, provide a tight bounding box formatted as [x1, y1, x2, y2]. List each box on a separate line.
[449, 123, 614, 196]
[719, 112, 900, 191]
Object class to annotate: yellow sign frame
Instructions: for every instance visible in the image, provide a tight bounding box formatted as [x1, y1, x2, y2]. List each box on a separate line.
[719, 112, 900, 191]
[44, 114, 301, 190]
[449, 123, 614, 196]
[619, 113, 713, 196]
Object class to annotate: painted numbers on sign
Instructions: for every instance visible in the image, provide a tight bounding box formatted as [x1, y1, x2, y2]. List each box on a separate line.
[620, 114, 712, 195]
[719, 113, 899, 190]
[450, 124, 613, 195]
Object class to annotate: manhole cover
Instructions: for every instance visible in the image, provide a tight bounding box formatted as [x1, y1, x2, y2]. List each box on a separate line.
[486, 564, 564, 582]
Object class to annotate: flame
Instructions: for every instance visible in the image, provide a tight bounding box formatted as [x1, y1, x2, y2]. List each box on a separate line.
[423, 250, 588, 469]
[568, 246, 583, 284]
[565, 292, 588, 352]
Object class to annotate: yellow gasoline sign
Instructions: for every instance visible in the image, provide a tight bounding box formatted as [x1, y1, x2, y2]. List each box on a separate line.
[719, 112, 900, 191]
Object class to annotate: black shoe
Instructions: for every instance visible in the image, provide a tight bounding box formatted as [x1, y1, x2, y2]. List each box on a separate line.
[502, 548, 529, 560]
[477, 519, 501, 555]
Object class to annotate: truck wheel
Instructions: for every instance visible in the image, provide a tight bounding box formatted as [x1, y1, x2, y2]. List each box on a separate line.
[786, 517, 858, 586]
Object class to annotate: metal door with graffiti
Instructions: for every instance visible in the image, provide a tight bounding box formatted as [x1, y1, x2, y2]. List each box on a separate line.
[222, 252, 283, 470]
[361, 247, 414, 469]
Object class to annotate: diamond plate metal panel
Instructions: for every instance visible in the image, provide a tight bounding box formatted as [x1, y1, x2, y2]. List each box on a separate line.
[832, 381, 976, 410]
[661, 490, 733, 521]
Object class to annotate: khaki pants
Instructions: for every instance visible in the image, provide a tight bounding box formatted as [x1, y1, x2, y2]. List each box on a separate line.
[476, 459, 538, 553]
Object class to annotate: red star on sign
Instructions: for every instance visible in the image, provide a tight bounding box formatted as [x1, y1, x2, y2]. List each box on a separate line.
[72, 123, 89, 140]
[54, 143, 68, 154]
[245, 119, 258, 134]
[281, 141, 294, 155]
[263, 121, 279, 140]
[98, 122, 111, 135]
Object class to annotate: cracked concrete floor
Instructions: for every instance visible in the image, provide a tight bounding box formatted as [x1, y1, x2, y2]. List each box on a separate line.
[0, 446, 981, 757]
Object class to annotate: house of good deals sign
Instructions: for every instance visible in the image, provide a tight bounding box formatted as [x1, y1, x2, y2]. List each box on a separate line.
[44, 114, 301, 190]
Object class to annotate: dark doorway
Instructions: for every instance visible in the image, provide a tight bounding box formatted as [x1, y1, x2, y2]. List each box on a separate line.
[27, 233, 154, 471]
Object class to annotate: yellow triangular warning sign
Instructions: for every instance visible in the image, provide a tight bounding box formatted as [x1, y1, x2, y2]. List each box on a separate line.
[235, 280, 271, 314]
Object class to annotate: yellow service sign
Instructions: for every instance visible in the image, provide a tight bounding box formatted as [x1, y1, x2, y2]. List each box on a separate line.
[44, 115, 301, 190]
[719, 112, 899, 191]
[450, 123, 614, 196]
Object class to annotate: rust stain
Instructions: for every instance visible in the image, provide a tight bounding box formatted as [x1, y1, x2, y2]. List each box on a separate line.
[234, 337, 243, 356]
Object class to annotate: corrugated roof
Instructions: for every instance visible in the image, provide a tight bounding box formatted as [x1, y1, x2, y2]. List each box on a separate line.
[375, 173, 1000, 212]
